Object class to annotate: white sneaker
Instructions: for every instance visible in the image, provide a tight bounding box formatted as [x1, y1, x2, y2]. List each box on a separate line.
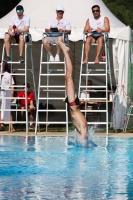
[55, 54, 60, 62]
[49, 55, 54, 62]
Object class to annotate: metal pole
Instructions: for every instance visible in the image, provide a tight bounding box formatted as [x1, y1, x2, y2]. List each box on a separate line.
[25, 44, 28, 135]
[35, 44, 43, 135]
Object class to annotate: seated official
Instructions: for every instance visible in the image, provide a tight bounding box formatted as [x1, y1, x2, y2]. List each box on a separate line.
[83, 4, 110, 64]
[17, 83, 35, 130]
[80, 80, 98, 127]
[3, 5, 30, 63]
[43, 5, 71, 62]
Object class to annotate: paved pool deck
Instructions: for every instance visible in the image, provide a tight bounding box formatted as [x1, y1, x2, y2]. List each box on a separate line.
[0, 131, 132, 137]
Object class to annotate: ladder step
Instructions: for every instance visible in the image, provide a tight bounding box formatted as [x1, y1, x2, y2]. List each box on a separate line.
[36, 122, 67, 124]
[81, 74, 106, 76]
[39, 97, 65, 100]
[10, 43, 32, 46]
[38, 109, 66, 112]
[80, 86, 106, 88]
[9, 74, 26, 76]
[0, 109, 26, 111]
[11, 69, 34, 71]
[80, 98, 107, 100]
[43, 90, 65, 92]
[80, 110, 107, 112]
[82, 62, 106, 64]
[87, 122, 108, 125]
[48, 69, 65, 72]
[40, 74, 65, 76]
[0, 121, 28, 124]
[41, 62, 65, 64]
[5, 62, 25, 64]
[87, 69, 106, 71]
[40, 86, 65, 88]
[82, 90, 110, 92]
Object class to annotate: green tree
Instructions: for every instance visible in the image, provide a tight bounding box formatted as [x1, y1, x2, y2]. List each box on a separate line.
[103, 0, 133, 28]
[0, 0, 21, 19]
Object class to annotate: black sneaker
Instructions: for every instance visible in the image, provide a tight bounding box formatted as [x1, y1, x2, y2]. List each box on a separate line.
[19, 56, 24, 63]
[29, 124, 35, 130]
[3, 56, 11, 63]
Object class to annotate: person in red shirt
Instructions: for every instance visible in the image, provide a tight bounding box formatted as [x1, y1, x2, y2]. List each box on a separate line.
[17, 83, 35, 130]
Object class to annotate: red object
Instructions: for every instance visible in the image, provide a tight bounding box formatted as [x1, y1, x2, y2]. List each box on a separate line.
[102, 51, 106, 62]
[124, 120, 127, 124]
[122, 84, 124, 89]
[13, 25, 18, 35]
[69, 101, 76, 106]
[17, 91, 35, 108]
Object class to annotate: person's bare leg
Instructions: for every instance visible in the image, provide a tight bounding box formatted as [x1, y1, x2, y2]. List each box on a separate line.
[30, 114, 34, 122]
[28, 109, 34, 123]
[56, 37, 63, 55]
[19, 35, 24, 56]
[4, 35, 11, 57]
[57, 41, 88, 140]
[94, 36, 104, 64]
[57, 41, 75, 102]
[10, 114, 15, 131]
[83, 36, 95, 63]
[43, 38, 53, 56]
[0, 115, 4, 128]
[21, 107, 24, 119]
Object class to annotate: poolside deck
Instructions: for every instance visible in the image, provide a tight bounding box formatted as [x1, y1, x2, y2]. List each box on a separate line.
[0, 131, 133, 137]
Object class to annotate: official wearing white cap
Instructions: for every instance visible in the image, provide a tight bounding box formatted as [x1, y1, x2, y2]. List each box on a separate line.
[43, 5, 71, 62]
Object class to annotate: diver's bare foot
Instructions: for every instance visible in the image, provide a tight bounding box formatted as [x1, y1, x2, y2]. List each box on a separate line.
[94, 57, 99, 64]
[83, 58, 88, 64]
[56, 41, 69, 53]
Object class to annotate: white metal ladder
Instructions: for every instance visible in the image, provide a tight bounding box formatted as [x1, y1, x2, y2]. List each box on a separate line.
[35, 34, 68, 134]
[0, 34, 36, 134]
[78, 33, 115, 135]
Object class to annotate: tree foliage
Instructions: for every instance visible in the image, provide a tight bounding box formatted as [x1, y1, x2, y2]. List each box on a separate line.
[103, 0, 133, 28]
[0, 0, 21, 19]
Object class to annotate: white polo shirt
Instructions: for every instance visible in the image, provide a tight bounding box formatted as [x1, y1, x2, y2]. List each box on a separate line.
[46, 18, 71, 31]
[10, 15, 30, 30]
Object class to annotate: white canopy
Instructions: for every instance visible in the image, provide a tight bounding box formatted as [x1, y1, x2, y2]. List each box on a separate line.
[0, 0, 130, 41]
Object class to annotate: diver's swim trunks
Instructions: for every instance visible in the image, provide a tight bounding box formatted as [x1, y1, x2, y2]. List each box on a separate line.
[65, 96, 80, 107]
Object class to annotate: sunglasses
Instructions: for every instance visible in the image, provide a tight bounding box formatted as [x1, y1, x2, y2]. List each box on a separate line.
[57, 10, 64, 13]
[92, 9, 99, 13]
[16, 10, 23, 13]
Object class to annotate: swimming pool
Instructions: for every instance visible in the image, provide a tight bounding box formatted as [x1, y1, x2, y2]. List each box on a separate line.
[0, 136, 133, 200]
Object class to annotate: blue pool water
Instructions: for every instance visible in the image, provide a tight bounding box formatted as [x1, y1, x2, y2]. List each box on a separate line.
[0, 136, 133, 200]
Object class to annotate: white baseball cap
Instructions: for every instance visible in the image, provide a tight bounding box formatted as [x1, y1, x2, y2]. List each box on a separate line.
[56, 5, 65, 11]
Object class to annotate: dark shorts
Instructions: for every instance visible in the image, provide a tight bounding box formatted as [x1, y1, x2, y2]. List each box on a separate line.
[5, 32, 24, 44]
[65, 96, 80, 107]
[90, 31, 103, 40]
[13, 35, 20, 43]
